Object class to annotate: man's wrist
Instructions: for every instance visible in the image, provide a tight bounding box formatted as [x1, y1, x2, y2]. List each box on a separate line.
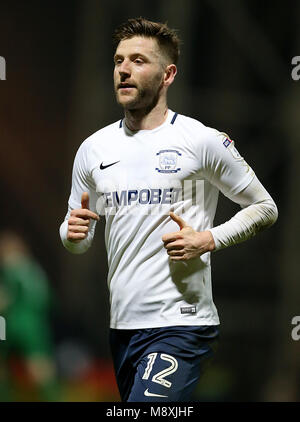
[204, 230, 216, 252]
[59, 220, 90, 254]
[195, 230, 216, 254]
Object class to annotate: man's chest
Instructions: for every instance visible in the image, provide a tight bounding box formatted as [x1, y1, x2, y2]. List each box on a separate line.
[91, 135, 202, 195]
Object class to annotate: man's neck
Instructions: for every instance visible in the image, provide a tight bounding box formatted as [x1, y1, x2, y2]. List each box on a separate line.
[124, 102, 169, 131]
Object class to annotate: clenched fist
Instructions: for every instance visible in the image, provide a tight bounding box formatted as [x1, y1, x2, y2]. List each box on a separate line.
[67, 192, 99, 243]
[162, 212, 215, 261]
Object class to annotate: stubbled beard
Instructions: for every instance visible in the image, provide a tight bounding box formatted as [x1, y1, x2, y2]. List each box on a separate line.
[115, 86, 144, 110]
[115, 76, 163, 111]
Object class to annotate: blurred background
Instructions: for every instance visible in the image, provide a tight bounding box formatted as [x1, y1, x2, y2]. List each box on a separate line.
[0, 0, 299, 402]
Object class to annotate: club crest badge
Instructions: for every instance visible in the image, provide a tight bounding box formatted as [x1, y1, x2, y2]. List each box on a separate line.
[155, 149, 181, 174]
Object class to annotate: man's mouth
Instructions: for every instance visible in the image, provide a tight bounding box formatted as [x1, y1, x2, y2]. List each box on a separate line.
[118, 83, 136, 89]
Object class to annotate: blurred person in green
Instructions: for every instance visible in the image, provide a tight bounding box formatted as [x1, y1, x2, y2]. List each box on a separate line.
[0, 230, 58, 401]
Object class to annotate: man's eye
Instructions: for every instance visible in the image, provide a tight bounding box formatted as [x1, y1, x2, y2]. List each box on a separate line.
[134, 59, 143, 64]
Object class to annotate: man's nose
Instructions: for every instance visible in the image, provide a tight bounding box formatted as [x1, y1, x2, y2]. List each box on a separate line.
[119, 60, 131, 78]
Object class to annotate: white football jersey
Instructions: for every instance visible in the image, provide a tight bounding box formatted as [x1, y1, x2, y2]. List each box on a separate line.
[66, 109, 255, 329]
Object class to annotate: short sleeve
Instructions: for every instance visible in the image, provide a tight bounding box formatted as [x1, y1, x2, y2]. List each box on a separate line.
[68, 140, 98, 213]
[200, 129, 255, 197]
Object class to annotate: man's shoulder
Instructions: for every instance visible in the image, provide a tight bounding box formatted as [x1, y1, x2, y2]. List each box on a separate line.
[72, 119, 123, 162]
[176, 112, 220, 141]
[82, 119, 122, 147]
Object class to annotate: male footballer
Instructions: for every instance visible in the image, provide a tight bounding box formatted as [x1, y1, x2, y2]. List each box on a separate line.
[59, 17, 278, 401]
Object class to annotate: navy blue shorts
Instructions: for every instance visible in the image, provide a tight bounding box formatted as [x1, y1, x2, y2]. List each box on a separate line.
[109, 325, 219, 402]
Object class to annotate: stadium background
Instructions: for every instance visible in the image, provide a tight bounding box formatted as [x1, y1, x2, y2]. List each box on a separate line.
[0, 0, 299, 401]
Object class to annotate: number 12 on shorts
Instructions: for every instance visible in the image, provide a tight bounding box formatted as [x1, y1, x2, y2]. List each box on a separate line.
[142, 353, 178, 388]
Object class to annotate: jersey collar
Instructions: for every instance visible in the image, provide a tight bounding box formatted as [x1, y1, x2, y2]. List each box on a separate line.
[119, 109, 178, 132]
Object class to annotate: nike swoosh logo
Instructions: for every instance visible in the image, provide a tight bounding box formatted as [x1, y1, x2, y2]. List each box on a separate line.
[144, 388, 168, 398]
[100, 160, 120, 170]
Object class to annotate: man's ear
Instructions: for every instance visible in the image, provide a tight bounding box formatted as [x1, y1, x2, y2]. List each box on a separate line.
[164, 64, 177, 87]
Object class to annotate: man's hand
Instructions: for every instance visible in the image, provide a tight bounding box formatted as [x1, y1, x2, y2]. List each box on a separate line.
[162, 212, 215, 261]
[67, 192, 99, 243]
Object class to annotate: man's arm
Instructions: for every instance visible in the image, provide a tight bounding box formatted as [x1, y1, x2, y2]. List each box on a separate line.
[162, 128, 278, 260]
[59, 139, 100, 254]
[209, 175, 278, 250]
[162, 176, 278, 261]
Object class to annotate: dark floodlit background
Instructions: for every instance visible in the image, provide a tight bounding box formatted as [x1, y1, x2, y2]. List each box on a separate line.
[0, 0, 299, 401]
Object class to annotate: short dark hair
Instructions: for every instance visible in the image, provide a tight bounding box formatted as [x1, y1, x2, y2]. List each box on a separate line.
[113, 17, 180, 65]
